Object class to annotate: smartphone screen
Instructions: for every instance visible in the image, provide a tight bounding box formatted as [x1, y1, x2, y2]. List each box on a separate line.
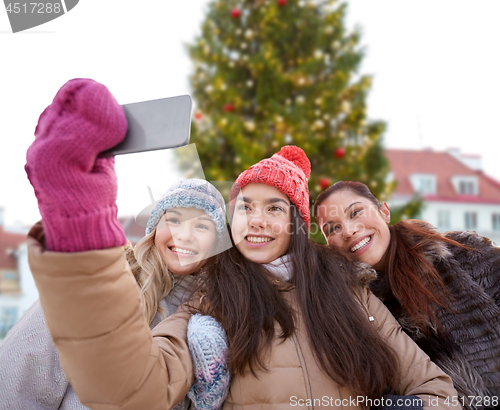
[101, 94, 192, 157]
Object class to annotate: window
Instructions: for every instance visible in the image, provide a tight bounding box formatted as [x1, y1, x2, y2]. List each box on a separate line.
[451, 176, 478, 196]
[410, 174, 436, 195]
[459, 181, 476, 195]
[437, 210, 451, 231]
[0, 307, 19, 339]
[493, 213, 500, 231]
[465, 212, 477, 230]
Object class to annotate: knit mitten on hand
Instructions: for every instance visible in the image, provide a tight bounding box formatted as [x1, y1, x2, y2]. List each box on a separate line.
[25, 78, 127, 252]
[187, 314, 231, 410]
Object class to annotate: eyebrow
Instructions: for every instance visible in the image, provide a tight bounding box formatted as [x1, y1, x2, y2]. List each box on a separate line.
[197, 216, 214, 224]
[165, 210, 213, 224]
[344, 202, 362, 215]
[237, 196, 290, 206]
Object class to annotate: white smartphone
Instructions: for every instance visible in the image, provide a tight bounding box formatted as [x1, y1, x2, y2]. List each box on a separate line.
[101, 94, 192, 157]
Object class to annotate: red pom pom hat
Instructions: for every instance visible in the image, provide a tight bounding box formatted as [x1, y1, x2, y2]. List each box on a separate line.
[229, 145, 311, 229]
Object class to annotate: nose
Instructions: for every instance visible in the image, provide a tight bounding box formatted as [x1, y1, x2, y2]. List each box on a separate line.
[343, 222, 359, 240]
[174, 225, 195, 243]
[248, 211, 267, 229]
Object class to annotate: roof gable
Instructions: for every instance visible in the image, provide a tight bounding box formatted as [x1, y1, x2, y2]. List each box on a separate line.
[386, 149, 500, 203]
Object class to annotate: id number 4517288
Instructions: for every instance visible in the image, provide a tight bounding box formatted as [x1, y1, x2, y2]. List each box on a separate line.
[444, 396, 498, 407]
[6, 3, 62, 14]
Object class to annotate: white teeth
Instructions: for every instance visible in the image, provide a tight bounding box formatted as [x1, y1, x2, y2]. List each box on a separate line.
[171, 247, 197, 255]
[246, 236, 273, 243]
[350, 236, 371, 253]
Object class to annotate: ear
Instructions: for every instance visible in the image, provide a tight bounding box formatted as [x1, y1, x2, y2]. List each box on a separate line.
[380, 202, 391, 224]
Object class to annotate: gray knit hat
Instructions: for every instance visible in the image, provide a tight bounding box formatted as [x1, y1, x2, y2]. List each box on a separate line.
[144, 179, 227, 236]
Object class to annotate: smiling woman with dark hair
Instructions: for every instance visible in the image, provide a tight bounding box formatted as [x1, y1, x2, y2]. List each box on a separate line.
[314, 180, 500, 409]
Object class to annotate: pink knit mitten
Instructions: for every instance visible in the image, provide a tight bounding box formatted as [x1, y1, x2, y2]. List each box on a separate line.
[25, 78, 127, 252]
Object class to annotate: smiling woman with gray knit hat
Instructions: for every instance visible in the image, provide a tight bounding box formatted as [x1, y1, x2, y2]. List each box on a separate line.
[0, 177, 231, 410]
[1, 79, 230, 410]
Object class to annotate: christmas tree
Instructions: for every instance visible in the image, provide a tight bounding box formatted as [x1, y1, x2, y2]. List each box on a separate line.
[181, 0, 418, 240]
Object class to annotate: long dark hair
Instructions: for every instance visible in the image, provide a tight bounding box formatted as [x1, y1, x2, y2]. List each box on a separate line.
[314, 180, 470, 330]
[196, 204, 399, 398]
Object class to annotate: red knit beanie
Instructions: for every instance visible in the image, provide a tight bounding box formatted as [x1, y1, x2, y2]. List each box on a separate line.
[229, 146, 311, 228]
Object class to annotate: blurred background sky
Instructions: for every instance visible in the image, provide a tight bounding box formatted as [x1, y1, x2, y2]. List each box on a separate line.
[1, 0, 499, 227]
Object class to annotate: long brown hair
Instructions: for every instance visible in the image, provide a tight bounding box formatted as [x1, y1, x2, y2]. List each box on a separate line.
[197, 205, 399, 398]
[314, 180, 470, 330]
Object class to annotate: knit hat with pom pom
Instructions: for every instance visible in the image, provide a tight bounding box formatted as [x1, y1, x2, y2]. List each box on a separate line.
[229, 145, 311, 228]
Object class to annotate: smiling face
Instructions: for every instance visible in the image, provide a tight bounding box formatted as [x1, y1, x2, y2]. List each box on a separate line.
[154, 207, 217, 275]
[231, 183, 292, 264]
[315, 190, 391, 270]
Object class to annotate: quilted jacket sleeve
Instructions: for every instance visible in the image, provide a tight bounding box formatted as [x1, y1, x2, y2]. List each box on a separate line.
[27, 222, 195, 410]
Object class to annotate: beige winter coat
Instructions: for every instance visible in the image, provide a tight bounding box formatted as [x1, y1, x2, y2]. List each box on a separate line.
[27, 223, 460, 410]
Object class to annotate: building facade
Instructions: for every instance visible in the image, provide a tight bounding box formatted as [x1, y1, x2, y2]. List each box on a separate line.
[386, 148, 500, 244]
[0, 209, 35, 340]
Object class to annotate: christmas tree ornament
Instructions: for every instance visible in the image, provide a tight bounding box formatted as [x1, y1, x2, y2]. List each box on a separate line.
[341, 100, 351, 114]
[277, 0, 287, 6]
[223, 103, 234, 112]
[244, 121, 256, 132]
[320, 178, 330, 190]
[194, 112, 203, 120]
[335, 147, 345, 159]
[313, 119, 325, 129]
[231, 8, 241, 18]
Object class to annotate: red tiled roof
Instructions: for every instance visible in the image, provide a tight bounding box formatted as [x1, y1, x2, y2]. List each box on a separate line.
[0, 226, 26, 269]
[385, 149, 500, 203]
